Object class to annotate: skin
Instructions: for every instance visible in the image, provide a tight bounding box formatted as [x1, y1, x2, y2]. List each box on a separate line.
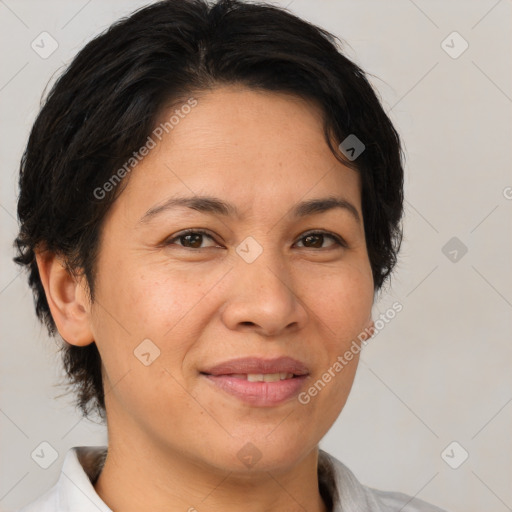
[36, 85, 375, 512]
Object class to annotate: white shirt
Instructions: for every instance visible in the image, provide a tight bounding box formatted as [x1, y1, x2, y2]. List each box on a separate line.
[17, 446, 450, 512]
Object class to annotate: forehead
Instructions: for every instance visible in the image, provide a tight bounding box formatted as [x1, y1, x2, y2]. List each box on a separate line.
[105, 86, 361, 226]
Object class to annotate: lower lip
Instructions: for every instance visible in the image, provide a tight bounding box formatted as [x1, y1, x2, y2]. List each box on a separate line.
[202, 374, 308, 406]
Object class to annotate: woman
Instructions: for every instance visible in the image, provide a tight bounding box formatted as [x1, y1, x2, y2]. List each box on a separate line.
[14, 0, 449, 510]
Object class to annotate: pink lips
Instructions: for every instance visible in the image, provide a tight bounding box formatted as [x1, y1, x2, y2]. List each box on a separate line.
[201, 356, 310, 407]
[201, 356, 309, 376]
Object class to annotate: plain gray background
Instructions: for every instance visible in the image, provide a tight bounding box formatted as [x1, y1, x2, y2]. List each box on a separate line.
[1, 1, 511, 511]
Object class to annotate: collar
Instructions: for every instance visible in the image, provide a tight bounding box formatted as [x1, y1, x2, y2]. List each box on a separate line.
[43, 445, 384, 511]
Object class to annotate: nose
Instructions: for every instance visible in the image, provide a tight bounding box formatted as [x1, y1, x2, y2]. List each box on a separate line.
[220, 246, 309, 338]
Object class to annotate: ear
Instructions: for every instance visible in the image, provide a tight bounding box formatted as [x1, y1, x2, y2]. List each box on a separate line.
[35, 249, 95, 347]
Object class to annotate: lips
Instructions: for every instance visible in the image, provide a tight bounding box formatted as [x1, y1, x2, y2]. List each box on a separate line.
[200, 356, 310, 377]
[200, 356, 311, 406]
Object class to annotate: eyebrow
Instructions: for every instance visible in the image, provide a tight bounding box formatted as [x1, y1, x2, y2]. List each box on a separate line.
[138, 195, 361, 224]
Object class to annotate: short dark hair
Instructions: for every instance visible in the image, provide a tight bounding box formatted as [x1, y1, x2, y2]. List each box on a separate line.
[14, 0, 404, 422]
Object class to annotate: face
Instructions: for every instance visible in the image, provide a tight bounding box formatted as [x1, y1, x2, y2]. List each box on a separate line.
[84, 85, 374, 472]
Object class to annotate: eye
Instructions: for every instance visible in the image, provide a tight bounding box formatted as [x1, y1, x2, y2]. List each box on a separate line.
[163, 229, 347, 250]
[164, 229, 220, 249]
[294, 230, 347, 250]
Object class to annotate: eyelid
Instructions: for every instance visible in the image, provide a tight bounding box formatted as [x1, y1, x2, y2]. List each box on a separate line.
[164, 228, 347, 249]
[164, 228, 220, 248]
[296, 230, 348, 249]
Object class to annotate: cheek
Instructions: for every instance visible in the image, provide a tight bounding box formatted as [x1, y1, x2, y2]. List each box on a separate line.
[91, 267, 203, 419]
[302, 261, 373, 339]
[96, 258, 200, 336]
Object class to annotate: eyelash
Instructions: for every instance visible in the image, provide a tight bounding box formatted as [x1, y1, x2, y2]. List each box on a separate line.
[164, 229, 347, 250]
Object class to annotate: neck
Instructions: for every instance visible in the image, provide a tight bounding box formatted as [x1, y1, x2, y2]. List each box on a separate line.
[94, 436, 329, 512]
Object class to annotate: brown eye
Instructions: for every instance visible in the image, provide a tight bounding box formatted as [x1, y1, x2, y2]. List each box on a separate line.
[295, 231, 346, 249]
[164, 229, 219, 249]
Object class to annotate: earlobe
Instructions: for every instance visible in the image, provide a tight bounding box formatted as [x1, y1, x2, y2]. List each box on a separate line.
[35, 250, 95, 347]
[361, 317, 375, 342]
[367, 319, 375, 339]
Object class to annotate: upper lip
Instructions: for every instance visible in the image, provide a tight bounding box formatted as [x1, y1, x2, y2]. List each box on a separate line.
[201, 356, 310, 376]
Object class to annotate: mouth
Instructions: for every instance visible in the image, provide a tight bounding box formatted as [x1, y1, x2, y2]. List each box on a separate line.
[200, 372, 300, 381]
[199, 356, 310, 406]
[200, 370, 309, 407]
[200, 355, 310, 377]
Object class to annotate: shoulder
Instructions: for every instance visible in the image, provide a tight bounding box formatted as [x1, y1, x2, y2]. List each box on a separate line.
[365, 487, 452, 512]
[16, 485, 58, 512]
[15, 445, 110, 512]
[318, 449, 451, 512]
